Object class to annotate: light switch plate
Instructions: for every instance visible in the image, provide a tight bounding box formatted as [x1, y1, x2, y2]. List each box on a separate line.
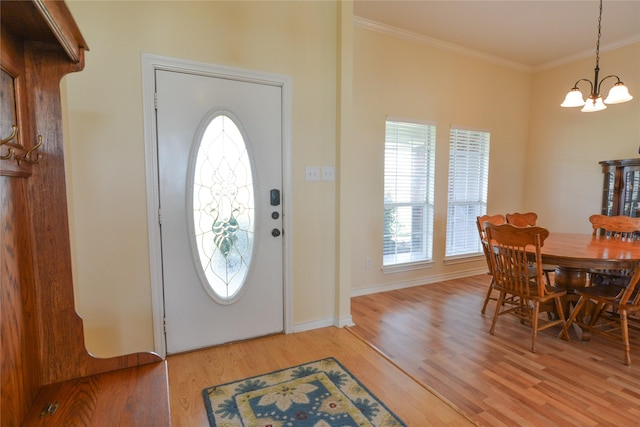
[322, 166, 335, 181]
[306, 166, 320, 181]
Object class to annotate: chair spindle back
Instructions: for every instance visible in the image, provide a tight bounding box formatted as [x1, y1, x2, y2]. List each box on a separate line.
[485, 223, 550, 298]
[589, 214, 640, 239]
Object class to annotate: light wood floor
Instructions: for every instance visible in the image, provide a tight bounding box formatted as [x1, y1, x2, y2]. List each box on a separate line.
[167, 326, 474, 426]
[349, 275, 640, 427]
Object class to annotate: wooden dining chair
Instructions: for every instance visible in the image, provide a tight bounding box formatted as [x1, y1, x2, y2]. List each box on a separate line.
[589, 214, 640, 239]
[566, 265, 640, 365]
[505, 212, 538, 227]
[588, 214, 640, 287]
[506, 211, 555, 284]
[485, 223, 570, 352]
[476, 214, 506, 314]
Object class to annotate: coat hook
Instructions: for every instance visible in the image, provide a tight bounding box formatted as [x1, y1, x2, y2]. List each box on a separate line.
[16, 135, 43, 165]
[1, 125, 18, 160]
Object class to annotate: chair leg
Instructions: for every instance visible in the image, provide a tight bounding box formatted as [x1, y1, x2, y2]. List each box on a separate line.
[554, 296, 570, 341]
[489, 291, 505, 335]
[481, 278, 495, 314]
[621, 310, 631, 366]
[531, 301, 540, 353]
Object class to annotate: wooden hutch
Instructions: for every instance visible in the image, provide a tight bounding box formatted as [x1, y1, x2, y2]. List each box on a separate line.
[600, 158, 640, 217]
[1, 1, 169, 425]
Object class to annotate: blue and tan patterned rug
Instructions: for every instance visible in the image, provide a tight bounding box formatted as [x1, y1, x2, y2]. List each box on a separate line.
[202, 357, 407, 426]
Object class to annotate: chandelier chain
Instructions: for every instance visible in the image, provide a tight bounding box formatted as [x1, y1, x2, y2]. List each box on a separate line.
[595, 0, 602, 69]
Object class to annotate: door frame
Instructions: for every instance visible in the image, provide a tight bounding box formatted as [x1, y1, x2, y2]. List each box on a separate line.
[141, 54, 293, 358]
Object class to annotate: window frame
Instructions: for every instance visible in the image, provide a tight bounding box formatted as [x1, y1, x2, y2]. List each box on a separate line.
[445, 125, 491, 260]
[382, 117, 437, 272]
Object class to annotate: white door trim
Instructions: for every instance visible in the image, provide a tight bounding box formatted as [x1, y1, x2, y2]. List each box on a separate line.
[141, 53, 293, 358]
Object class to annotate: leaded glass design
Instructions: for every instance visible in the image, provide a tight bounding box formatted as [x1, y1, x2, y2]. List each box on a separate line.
[192, 113, 254, 302]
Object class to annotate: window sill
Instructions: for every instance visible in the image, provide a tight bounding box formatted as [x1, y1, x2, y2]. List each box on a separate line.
[443, 253, 484, 266]
[382, 260, 434, 274]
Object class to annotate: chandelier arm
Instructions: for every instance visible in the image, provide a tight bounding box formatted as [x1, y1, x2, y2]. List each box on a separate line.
[571, 78, 594, 93]
[596, 75, 623, 94]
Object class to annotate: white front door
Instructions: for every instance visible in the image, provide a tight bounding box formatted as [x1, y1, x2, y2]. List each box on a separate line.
[156, 69, 284, 354]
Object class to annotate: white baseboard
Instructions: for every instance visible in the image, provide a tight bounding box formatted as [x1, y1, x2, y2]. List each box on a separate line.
[351, 268, 486, 297]
[292, 317, 335, 333]
[292, 314, 355, 333]
[335, 315, 355, 328]
[291, 269, 485, 334]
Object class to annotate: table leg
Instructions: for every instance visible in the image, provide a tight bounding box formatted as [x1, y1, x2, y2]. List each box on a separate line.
[553, 267, 591, 340]
[553, 266, 586, 289]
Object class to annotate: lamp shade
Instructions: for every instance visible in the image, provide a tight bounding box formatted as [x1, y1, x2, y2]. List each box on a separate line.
[604, 83, 633, 104]
[561, 88, 585, 107]
[581, 95, 607, 112]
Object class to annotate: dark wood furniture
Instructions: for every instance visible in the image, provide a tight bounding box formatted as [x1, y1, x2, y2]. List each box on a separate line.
[600, 158, 640, 217]
[1, 1, 168, 425]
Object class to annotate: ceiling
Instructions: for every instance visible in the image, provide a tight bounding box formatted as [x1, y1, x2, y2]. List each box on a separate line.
[353, 1, 640, 70]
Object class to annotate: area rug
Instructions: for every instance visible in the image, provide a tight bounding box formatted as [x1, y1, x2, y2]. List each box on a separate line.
[202, 357, 407, 426]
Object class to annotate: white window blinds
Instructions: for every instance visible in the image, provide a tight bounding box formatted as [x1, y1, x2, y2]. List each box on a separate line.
[446, 127, 490, 257]
[384, 119, 436, 266]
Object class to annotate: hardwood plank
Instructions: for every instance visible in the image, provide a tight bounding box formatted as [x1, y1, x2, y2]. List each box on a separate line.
[350, 275, 640, 426]
[167, 326, 475, 426]
[22, 362, 169, 427]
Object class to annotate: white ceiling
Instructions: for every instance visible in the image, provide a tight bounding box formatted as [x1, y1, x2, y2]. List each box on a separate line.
[353, 1, 640, 70]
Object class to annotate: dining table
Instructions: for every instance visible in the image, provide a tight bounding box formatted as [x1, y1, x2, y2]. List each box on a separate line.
[539, 232, 640, 288]
[533, 232, 640, 339]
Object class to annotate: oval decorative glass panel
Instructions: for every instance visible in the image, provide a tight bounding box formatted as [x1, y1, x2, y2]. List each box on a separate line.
[191, 113, 254, 303]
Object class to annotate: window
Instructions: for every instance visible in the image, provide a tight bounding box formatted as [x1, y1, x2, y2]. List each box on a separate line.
[383, 119, 436, 267]
[446, 126, 490, 257]
[191, 113, 255, 303]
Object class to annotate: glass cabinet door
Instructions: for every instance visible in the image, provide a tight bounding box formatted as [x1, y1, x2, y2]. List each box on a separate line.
[600, 159, 640, 218]
[601, 164, 616, 216]
[622, 166, 640, 217]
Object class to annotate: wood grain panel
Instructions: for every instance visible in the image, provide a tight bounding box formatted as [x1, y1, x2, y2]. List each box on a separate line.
[23, 39, 160, 386]
[1, 177, 40, 427]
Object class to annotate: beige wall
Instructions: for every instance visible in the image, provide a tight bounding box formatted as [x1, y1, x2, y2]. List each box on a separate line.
[350, 25, 532, 293]
[528, 42, 640, 233]
[64, 0, 338, 357]
[62, 0, 639, 357]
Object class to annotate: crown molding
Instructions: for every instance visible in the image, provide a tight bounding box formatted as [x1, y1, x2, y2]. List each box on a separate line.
[534, 35, 640, 72]
[354, 16, 640, 75]
[354, 16, 534, 73]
